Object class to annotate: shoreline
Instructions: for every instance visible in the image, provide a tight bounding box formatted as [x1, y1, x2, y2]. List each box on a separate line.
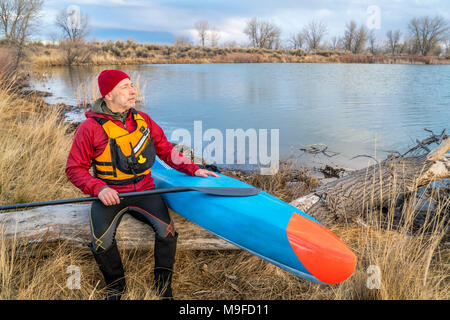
[23, 42, 450, 67]
[25, 85, 347, 184]
[30, 85, 448, 180]
[31, 55, 450, 67]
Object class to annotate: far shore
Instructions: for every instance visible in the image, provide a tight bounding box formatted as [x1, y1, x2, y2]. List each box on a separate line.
[19, 41, 450, 68]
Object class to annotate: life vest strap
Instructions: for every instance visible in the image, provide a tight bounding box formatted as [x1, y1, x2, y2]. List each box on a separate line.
[94, 169, 115, 176]
[92, 159, 113, 166]
[97, 175, 146, 186]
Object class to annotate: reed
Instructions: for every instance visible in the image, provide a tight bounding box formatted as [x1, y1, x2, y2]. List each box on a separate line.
[0, 89, 82, 205]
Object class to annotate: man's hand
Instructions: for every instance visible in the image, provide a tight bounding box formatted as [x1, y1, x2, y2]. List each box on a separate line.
[194, 169, 219, 178]
[98, 186, 120, 206]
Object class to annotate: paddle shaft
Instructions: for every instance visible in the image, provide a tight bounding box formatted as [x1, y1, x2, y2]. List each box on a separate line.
[0, 186, 259, 211]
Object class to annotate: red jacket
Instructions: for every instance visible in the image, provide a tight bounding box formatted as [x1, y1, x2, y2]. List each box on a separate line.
[65, 108, 200, 196]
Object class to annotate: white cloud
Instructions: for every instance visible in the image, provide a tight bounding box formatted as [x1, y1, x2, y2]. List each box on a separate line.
[38, 0, 449, 43]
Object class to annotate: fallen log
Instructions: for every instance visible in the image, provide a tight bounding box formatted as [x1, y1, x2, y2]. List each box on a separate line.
[0, 204, 238, 250]
[290, 136, 450, 225]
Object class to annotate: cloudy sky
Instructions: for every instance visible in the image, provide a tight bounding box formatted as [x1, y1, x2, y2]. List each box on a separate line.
[39, 0, 449, 45]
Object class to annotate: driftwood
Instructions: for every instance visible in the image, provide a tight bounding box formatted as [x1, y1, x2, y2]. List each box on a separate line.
[290, 135, 450, 225]
[0, 204, 238, 250]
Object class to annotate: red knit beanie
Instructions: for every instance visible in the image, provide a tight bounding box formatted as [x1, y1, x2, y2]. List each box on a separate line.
[98, 69, 130, 97]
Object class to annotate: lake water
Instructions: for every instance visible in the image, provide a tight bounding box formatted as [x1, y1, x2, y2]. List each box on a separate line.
[31, 63, 450, 171]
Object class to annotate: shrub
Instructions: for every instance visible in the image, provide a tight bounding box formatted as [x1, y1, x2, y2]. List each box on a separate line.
[135, 47, 149, 58]
[109, 46, 122, 57]
[123, 48, 135, 58]
[178, 45, 191, 53]
[126, 38, 138, 50]
[315, 50, 336, 57]
[214, 48, 226, 55]
[115, 40, 125, 49]
[288, 49, 306, 57]
[188, 50, 202, 59]
[145, 43, 161, 51]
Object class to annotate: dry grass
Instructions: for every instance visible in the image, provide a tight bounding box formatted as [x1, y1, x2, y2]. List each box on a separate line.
[0, 88, 82, 206]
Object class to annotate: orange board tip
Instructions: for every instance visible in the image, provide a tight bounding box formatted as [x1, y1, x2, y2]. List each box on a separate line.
[287, 212, 357, 284]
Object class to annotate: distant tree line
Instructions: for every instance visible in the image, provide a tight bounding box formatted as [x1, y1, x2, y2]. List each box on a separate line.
[1, 0, 449, 71]
[186, 15, 449, 57]
[241, 15, 449, 56]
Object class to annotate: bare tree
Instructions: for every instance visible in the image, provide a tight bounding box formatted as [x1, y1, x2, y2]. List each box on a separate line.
[353, 25, 368, 54]
[408, 16, 449, 55]
[0, 0, 43, 67]
[243, 17, 281, 49]
[55, 6, 91, 65]
[303, 20, 328, 52]
[343, 21, 357, 52]
[55, 6, 90, 42]
[209, 25, 220, 47]
[386, 30, 402, 55]
[330, 36, 342, 51]
[367, 30, 377, 54]
[401, 35, 418, 55]
[195, 20, 209, 46]
[174, 36, 191, 46]
[244, 18, 258, 48]
[289, 31, 305, 49]
[343, 21, 368, 54]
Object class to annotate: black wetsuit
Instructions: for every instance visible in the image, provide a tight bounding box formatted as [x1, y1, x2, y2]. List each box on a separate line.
[88, 192, 178, 299]
[90, 193, 176, 253]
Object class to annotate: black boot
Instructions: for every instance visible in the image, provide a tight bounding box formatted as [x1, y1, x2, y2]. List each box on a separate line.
[88, 240, 126, 300]
[154, 232, 178, 300]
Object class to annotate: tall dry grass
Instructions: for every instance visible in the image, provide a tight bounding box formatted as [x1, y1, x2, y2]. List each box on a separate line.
[0, 88, 82, 206]
[0, 48, 20, 89]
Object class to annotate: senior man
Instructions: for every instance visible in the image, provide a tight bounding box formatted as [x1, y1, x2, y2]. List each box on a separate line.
[66, 69, 218, 300]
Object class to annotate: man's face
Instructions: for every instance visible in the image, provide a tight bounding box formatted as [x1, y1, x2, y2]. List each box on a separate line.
[105, 78, 136, 111]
